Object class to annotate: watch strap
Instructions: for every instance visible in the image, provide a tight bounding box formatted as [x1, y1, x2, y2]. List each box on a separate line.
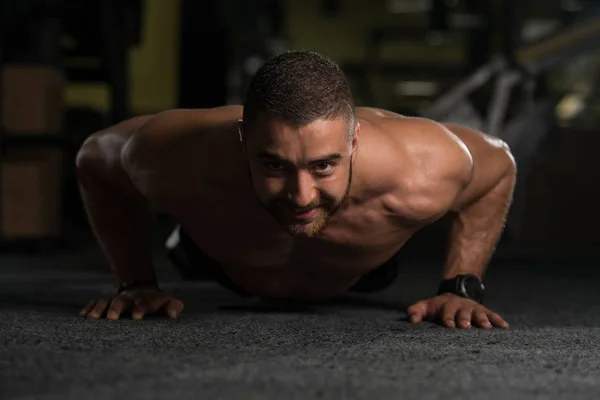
[437, 274, 485, 304]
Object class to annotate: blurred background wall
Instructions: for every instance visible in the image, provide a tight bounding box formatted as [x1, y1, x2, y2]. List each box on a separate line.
[1, 0, 599, 260]
[66, 0, 181, 115]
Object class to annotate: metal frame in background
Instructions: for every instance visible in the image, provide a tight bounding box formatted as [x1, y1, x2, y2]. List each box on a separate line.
[419, 9, 600, 248]
[516, 11, 600, 75]
[419, 55, 508, 124]
[422, 10, 600, 135]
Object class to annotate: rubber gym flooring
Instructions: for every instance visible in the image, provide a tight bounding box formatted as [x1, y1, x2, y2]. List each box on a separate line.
[1, 245, 599, 400]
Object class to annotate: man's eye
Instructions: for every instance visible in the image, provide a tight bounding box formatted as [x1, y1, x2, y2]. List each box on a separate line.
[313, 162, 334, 173]
[265, 162, 285, 170]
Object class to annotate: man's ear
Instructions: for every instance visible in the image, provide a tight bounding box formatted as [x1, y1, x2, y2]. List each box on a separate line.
[351, 120, 360, 157]
[237, 118, 244, 142]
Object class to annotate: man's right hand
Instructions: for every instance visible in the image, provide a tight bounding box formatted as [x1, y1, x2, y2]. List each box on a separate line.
[79, 287, 184, 320]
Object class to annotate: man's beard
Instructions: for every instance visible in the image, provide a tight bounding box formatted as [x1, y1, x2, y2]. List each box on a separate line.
[255, 166, 353, 238]
[286, 171, 351, 237]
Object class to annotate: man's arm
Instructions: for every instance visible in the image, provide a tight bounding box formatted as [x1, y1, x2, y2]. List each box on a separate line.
[77, 106, 242, 288]
[76, 115, 158, 289]
[401, 120, 515, 329]
[77, 108, 225, 320]
[440, 123, 516, 281]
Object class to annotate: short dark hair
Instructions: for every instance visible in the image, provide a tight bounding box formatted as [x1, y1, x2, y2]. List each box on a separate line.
[242, 50, 355, 132]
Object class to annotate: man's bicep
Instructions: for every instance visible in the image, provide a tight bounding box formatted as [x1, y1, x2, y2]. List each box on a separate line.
[442, 123, 516, 211]
[390, 120, 473, 220]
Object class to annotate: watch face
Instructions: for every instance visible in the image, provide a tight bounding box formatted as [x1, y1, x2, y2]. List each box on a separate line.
[463, 275, 485, 299]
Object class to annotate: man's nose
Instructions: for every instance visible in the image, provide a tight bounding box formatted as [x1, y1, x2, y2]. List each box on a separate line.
[287, 172, 317, 208]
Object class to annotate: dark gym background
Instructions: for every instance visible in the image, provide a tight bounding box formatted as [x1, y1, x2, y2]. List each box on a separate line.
[1, 1, 599, 399]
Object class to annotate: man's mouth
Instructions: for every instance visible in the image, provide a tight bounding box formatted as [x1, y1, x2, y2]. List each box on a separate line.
[292, 208, 318, 220]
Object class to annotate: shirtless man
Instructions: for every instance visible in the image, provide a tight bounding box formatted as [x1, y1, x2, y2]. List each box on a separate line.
[76, 51, 515, 329]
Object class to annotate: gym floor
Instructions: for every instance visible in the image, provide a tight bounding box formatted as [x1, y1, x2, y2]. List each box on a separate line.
[1, 243, 599, 400]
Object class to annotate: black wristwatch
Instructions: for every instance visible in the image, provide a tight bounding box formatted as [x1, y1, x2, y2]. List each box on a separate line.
[437, 274, 485, 304]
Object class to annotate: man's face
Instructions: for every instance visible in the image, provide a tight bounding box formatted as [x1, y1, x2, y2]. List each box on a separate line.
[240, 114, 359, 238]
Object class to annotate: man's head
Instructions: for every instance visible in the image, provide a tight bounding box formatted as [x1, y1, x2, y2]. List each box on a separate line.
[239, 50, 360, 238]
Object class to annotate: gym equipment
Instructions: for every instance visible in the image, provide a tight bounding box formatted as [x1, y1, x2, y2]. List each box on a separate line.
[0, 0, 144, 251]
[420, 9, 600, 244]
[342, 0, 494, 111]
[421, 11, 600, 137]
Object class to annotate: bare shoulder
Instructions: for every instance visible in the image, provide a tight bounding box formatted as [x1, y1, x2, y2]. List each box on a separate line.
[121, 105, 243, 208]
[356, 108, 473, 173]
[124, 105, 243, 159]
[390, 116, 473, 177]
[355, 107, 403, 121]
[370, 115, 476, 221]
[359, 112, 474, 184]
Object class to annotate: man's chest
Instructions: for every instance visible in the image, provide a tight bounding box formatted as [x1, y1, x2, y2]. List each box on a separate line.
[177, 192, 415, 272]
[170, 181, 422, 298]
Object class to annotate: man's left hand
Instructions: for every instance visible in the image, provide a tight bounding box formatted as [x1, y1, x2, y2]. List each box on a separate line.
[406, 293, 510, 329]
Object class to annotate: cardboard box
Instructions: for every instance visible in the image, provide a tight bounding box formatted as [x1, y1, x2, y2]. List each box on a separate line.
[2, 65, 65, 134]
[1, 148, 63, 237]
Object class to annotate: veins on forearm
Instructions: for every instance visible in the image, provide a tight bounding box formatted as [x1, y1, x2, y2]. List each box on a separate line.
[442, 171, 516, 280]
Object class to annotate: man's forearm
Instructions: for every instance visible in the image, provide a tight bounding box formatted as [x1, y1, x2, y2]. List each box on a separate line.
[78, 169, 157, 288]
[442, 169, 516, 280]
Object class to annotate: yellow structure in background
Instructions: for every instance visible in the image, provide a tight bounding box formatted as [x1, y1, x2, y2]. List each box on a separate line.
[62, 0, 507, 117]
[64, 0, 468, 117]
[285, 0, 465, 64]
[65, 0, 181, 116]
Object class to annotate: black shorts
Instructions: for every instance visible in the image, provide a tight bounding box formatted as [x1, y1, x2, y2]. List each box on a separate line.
[166, 227, 400, 297]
